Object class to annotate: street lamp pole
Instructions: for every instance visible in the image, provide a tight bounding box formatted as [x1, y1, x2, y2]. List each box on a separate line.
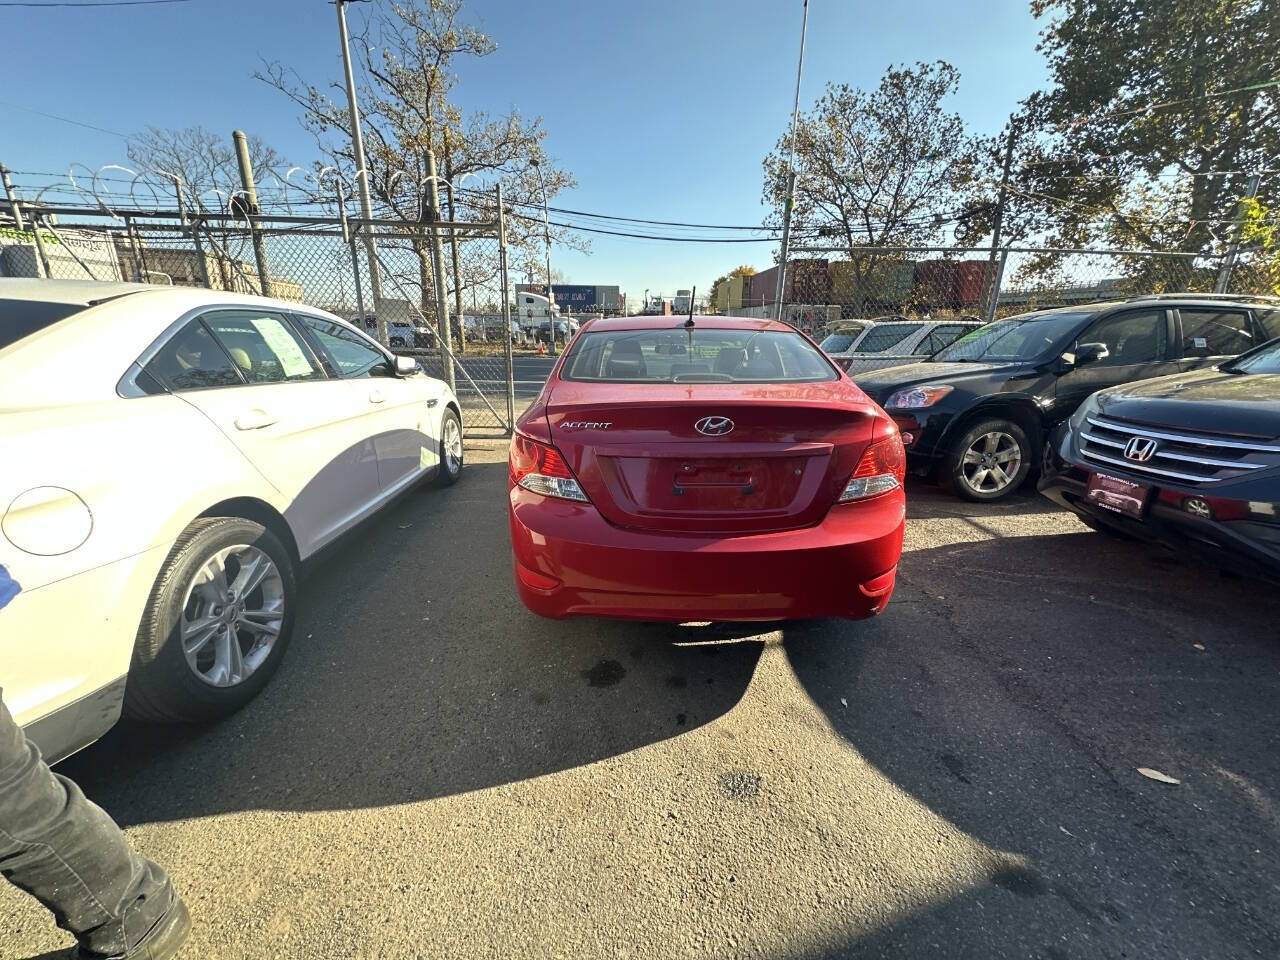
[531, 159, 557, 357]
[772, 0, 810, 323]
[335, 0, 385, 340]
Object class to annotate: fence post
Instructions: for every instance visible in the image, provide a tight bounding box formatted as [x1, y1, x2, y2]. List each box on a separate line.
[497, 184, 516, 434]
[29, 211, 54, 279]
[425, 149, 455, 392]
[232, 129, 273, 298]
[336, 182, 367, 326]
[123, 216, 144, 281]
[984, 247, 1009, 324]
[1214, 173, 1261, 294]
[1, 165, 47, 279]
[171, 179, 212, 289]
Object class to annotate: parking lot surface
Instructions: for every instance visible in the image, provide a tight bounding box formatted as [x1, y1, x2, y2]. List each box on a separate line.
[3, 441, 1277, 960]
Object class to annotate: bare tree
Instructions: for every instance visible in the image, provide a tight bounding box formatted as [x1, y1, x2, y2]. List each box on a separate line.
[255, 0, 582, 334]
[126, 125, 287, 213]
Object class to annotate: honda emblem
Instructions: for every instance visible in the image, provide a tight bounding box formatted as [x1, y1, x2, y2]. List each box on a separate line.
[1123, 436, 1159, 463]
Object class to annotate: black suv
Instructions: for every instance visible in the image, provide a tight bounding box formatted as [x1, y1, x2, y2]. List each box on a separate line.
[854, 295, 1280, 501]
[1040, 334, 1280, 581]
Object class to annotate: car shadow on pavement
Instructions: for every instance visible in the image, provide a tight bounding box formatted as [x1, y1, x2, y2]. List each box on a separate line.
[60, 460, 765, 828]
[904, 477, 1063, 520]
[783, 528, 1280, 958]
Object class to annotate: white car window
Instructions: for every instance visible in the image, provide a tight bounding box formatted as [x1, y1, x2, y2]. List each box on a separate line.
[144, 320, 244, 392]
[854, 323, 919, 353]
[298, 316, 396, 379]
[202, 311, 324, 384]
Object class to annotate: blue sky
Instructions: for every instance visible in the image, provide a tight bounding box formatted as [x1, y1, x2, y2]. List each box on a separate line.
[3, 0, 1050, 308]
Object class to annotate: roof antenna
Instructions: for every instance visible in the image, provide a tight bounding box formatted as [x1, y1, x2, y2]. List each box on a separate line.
[684, 286, 696, 353]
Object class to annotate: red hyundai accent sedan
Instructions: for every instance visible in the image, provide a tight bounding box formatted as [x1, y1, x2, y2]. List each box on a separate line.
[507, 316, 906, 621]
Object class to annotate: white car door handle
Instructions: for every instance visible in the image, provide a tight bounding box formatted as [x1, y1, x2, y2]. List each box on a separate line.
[233, 409, 278, 431]
[368, 389, 386, 404]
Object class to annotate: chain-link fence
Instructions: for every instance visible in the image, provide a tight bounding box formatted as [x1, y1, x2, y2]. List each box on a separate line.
[700, 243, 1280, 374]
[0, 200, 522, 436]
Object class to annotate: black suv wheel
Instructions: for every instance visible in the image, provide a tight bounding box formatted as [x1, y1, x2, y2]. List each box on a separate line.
[942, 418, 1032, 502]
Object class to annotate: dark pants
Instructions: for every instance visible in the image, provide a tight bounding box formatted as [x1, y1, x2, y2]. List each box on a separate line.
[0, 693, 173, 958]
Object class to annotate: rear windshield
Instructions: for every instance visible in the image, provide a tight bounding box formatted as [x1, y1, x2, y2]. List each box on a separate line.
[561, 328, 838, 383]
[0, 299, 87, 350]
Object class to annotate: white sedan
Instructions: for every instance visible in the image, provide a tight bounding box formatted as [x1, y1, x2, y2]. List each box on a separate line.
[0, 280, 463, 761]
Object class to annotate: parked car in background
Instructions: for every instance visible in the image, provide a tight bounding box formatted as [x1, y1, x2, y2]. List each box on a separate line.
[1, 280, 464, 763]
[508, 315, 906, 622]
[855, 295, 1280, 502]
[1040, 334, 1280, 581]
[822, 317, 984, 374]
[353, 314, 435, 350]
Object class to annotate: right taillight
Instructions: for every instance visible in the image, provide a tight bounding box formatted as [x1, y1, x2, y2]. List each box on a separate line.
[838, 433, 906, 502]
[509, 433, 590, 503]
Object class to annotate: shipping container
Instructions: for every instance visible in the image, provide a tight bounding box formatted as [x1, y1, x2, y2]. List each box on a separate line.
[914, 260, 960, 306]
[954, 261, 989, 306]
[829, 258, 916, 310]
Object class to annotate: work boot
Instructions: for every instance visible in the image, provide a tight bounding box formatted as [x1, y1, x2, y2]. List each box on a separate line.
[74, 897, 191, 960]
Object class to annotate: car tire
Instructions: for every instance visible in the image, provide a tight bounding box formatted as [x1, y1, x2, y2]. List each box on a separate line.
[434, 408, 463, 487]
[124, 517, 297, 723]
[941, 418, 1033, 502]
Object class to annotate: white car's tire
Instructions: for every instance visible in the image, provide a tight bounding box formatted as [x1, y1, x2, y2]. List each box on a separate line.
[125, 517, 296, 723]
[433, 408, 464, 487]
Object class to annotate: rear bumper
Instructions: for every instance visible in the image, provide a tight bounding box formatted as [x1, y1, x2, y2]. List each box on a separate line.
[1039, 425, 1280, 581]
[508, 486, 905, 621]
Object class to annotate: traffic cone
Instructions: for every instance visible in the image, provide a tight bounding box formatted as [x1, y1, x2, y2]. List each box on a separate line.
[538, 342, 547, 356]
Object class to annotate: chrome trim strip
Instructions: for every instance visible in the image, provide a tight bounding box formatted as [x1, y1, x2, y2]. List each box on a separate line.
[1151, 448, 1265, 470]
[1081, 449, 1222, 483]
[1087, 416, 1280, 453]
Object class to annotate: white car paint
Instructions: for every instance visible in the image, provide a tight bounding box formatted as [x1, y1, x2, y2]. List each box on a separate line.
[0, 280, 459, 759]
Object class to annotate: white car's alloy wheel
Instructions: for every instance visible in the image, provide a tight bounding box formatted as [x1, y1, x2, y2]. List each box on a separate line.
[181, 544, 285, 688]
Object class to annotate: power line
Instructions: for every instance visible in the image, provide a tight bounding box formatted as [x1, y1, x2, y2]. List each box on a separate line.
[0, 0, 192, 6]
[0, 100, 128, 138]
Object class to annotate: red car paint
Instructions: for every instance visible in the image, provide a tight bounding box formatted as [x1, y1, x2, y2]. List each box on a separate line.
[507, 316, 906, 621]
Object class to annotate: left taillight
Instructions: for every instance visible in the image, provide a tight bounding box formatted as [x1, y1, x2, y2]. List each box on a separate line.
[838, 432, 906, 503]
[509, 433, 590, 503]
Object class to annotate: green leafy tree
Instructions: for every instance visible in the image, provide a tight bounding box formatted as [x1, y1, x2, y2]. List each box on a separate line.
[763, 62, 981, 313]
[1011, 0, 1279, 256]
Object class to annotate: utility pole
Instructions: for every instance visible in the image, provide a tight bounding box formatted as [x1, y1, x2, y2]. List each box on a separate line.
[531, 158, 557, 356]
[233, 130, 273, 298]
[1214, 174, 1261, 294]
[772, 0, 810, 321]
[984, 117, 1018, 318]
[336, 0, 385, 339]
[443, 130, 467, 352]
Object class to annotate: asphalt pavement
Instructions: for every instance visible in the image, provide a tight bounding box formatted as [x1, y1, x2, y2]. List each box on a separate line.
[4, 442, 1278, 959]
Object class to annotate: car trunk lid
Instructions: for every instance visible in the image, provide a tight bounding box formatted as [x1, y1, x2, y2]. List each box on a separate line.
[546, 380, 880, 533]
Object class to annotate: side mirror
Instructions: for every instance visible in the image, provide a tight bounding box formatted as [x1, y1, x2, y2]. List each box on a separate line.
[394, 355, 419, 376]
[1071, 342, 1110, 367]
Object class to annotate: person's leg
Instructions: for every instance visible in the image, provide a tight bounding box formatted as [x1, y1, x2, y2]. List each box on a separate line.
[0, 693, 185, 958]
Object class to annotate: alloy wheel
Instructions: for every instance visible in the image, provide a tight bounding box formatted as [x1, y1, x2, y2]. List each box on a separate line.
[180, 544, 284, 688]
[961, 430, 1022, 495]
[443, 417, 463, 475]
